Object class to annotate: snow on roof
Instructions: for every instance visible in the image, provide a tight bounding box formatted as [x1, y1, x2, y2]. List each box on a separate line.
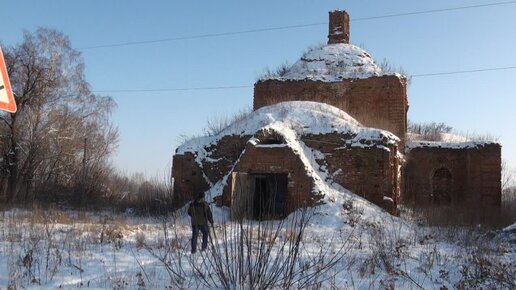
[177, 102, 401, 221]
[407, 132, 470, 143]
[406, 140, 499, 151]
[406, 131, 500, 151]
[439, 132, 470, 143]
[265, 43, 401, 82]
[176, 101, 399, 155]
[183, 102, 402, 226]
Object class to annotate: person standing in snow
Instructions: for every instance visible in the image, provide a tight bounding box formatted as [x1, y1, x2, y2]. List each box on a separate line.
[187, 192, 214, 253]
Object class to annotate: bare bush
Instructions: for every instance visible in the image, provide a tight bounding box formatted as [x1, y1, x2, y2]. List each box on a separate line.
[144, 213, 195, 288]
[402, 203, 513, 230]
[502, 160, 515, 191]
[2, 207, 514, 289]
[99, 170, 175, 214]
[257, 61, 291, 80]
[456, 250, 515, 289]
[462, 132, 498, 142]
[203, 107, 252, 136]
[408, 120, 500, 143]
[148, 208, 354, 289]
[378, 58, 411, 84]
[408, 121, 453, 141]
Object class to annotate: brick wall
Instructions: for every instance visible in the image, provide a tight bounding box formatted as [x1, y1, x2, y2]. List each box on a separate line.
[202, 135, 250, 183]
[172, 135, 250, 208]
[253, 75, 408, 142]
[302, 134, 401, 214]
[222, 143, 315, 214]
[172, 153, 210, 208]
[174, 132, 402, 215]
[328, 10, 350, 44]
[404, 144, 501, 206]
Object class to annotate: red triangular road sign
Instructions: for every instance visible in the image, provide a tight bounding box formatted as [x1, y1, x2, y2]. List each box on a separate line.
[0, 47, 17, 113]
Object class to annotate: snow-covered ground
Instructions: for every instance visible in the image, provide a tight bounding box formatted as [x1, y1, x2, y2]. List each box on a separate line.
[1, 101, 513, 289]
[1, 201, 514, 289]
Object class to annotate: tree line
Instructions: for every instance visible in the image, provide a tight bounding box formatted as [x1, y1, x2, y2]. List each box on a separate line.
[0, 28, 119, 207]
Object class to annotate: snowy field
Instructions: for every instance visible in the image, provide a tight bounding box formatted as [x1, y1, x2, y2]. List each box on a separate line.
[1, 100, 514, 289]
[0, 203, 514, 289]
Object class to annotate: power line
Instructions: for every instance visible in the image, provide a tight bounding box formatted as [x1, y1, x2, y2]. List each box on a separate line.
[78, 1, 516, 50]
[92, 65, 516, 93]
[351, 1, 516, 21]
[92, 85, 252, 93]
[78, 23, 326, 50]
[411, 65, 516, 77]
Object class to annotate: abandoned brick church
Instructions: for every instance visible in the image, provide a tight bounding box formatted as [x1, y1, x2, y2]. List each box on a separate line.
[172, 11, 501, 218]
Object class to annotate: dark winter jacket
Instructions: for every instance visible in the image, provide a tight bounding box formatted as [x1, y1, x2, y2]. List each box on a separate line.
[187, 199, 213, 226]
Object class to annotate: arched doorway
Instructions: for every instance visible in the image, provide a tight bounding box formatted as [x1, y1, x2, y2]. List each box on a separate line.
[432, 167, 453, 205]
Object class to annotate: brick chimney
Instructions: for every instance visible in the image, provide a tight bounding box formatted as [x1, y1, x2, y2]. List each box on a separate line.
[328, 10, 350, 44]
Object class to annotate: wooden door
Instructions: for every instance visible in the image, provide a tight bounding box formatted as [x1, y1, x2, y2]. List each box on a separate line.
[231, 172, 253, 220]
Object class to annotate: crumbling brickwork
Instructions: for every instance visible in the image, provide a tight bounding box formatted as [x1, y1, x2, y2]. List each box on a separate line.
[404, 144, 501, 206]
[202, 135, 250, 182]
[173, 135, 251, 208]
[253, 76, 408, 143]
[172, 153, 210, 207]
[174, 131, 401, 215]
[328, 10, 350, 44]
[172, 9, 502, 218]
[302, 133, 400, 214]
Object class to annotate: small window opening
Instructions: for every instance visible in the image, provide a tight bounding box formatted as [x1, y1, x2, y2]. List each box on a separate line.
[261, 138, 284, 145]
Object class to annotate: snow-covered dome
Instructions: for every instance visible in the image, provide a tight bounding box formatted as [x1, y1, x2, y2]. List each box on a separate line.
[276, 43, 385, 82]
[177, 101, 399, 155]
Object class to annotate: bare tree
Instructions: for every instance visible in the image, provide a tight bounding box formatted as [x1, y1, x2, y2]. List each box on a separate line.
[0, 28, 118, 205]
[502, 160, 514, 191]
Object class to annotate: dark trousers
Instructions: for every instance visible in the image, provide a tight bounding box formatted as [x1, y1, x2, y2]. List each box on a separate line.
[191, 224, 209, 253]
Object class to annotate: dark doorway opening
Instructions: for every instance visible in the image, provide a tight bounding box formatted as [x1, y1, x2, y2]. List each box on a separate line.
[252, 174, 288, 220]
[432, 168, 453, 205]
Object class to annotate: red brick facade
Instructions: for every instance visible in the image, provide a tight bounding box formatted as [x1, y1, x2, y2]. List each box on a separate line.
[328, 10, 350, 44]
[172, 153, 210, 207]
[253, 76, 408, 143]
[173, 131, 401, 215]
[172, 10, 502, 217]
[404, 144, 501, 206]
[222, 143, 315, 215]
[302, 134, 400, 214]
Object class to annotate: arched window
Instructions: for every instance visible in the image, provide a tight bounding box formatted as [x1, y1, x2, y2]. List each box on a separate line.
[432, 167, 453, 205]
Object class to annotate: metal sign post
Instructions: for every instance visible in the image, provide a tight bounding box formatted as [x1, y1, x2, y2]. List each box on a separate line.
[0, 47, 17, 113]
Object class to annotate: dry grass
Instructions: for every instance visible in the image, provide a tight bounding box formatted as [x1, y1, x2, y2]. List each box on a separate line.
[401, 202, 514, 230]
[1, 206, 514, 289]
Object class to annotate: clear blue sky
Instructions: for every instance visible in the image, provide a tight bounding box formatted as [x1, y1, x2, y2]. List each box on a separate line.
[1, 0, 515, 177]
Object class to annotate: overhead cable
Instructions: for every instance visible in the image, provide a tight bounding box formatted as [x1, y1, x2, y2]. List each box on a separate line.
[78, 1, 516, 50]
[92, 65, 516, 93]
